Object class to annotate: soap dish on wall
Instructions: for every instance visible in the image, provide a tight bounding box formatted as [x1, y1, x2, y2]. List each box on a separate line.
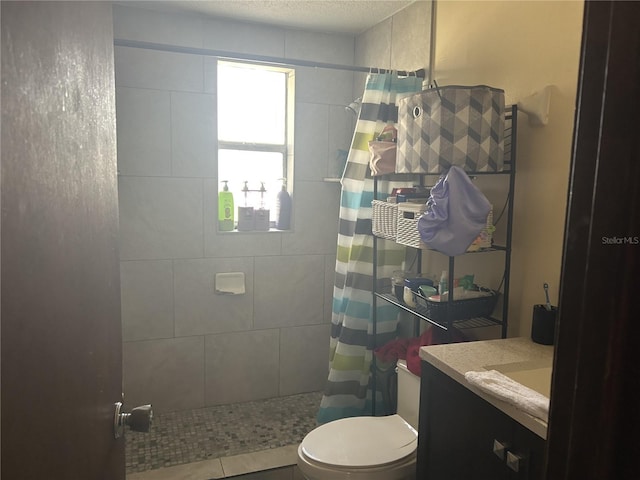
[215, 272, 245, 295]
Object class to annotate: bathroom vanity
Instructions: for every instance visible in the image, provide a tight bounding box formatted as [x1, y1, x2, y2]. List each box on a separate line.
[417, 337, 553, 480]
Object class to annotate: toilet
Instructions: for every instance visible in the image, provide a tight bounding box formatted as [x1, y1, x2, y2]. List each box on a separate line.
[297, 360, 420, 480]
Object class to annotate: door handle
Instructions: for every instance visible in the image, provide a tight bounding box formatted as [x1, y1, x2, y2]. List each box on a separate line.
[506, 451, 526, 473]
[114, 401, 153, 439]
[492, 439, 509, 461]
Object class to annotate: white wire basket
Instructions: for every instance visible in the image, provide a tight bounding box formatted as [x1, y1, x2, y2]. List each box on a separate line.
[396, 205, 494, 251]
[372, 200, 398, 240]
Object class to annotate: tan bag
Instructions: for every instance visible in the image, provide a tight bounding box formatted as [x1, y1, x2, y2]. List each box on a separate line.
[368, 124, 398, 176]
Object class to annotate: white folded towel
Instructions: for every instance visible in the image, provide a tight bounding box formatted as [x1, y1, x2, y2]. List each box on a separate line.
[464, 370, 549, 422]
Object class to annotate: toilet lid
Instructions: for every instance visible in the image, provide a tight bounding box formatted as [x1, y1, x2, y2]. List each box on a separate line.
[300, 414, 417, 468]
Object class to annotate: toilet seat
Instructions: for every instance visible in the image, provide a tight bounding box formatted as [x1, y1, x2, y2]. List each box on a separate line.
[297, 414, 417, 480]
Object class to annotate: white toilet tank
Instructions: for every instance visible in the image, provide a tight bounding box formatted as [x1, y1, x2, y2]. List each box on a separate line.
[396, 359, 420, 430]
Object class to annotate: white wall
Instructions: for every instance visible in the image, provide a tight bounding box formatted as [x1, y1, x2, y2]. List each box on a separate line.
[113, 4, 355, 412]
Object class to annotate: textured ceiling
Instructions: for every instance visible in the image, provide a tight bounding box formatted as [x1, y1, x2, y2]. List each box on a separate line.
[121, 1, 416, 35]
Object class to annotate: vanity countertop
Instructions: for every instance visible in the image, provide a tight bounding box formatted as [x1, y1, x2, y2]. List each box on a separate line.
[420, 337, 554, 439]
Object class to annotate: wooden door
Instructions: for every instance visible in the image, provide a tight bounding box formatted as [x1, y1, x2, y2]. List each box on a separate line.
[1, 2, 124, 479]
[548, 1, 640, 479]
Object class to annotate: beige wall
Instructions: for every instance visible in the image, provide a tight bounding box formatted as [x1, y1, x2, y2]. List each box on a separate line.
[432, 0, 584, 336]
[356, 0, 584, 338]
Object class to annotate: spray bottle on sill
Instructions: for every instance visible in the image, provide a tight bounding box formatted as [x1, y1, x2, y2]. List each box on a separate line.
[275, 178, 292, 230]
[218, 181, 234, 231]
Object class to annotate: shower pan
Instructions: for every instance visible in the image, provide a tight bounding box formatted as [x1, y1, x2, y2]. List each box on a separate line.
[125, 392, 321, 475]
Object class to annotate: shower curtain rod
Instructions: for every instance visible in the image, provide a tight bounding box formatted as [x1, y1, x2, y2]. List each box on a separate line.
[113, 39, 427, 78]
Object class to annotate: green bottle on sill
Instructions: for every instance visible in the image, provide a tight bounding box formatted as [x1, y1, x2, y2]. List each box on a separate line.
[218, 181, 234, 231]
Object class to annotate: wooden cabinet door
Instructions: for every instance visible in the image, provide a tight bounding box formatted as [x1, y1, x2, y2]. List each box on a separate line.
[418, 362, 546, 480]
[508, 422, 546, 480]
[419, 363, 512, 480]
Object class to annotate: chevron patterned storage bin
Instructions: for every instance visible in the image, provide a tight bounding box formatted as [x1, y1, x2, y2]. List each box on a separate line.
[396, 85, 506, 174]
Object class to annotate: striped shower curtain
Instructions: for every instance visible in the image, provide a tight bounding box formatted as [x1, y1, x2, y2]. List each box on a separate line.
[317, 72, 422, 424]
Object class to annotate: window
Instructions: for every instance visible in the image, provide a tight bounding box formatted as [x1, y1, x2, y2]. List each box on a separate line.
[217, 60, 294, 230]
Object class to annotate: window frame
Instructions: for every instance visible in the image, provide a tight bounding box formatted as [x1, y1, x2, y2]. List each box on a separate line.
[216, 59, 295, 231]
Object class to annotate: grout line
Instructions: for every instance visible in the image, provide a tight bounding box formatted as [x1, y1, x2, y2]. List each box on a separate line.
[219, 445, 298, 478]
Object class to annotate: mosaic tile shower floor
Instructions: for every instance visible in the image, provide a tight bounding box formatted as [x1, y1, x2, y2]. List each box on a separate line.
[125, 392, 322, 474]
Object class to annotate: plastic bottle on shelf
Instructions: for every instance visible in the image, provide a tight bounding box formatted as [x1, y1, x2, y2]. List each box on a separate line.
[254, 182, 270, 231]
[218, 181, 234, 231]
[439, 270, 448, 298]
[237, 181, 255, 231]
[275, 179, 292, 230]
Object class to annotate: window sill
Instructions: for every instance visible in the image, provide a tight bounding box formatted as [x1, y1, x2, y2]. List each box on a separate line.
[217, 228, 291, 234]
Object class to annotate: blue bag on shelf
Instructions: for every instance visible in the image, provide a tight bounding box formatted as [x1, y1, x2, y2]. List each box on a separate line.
[417, 166, 491, 256]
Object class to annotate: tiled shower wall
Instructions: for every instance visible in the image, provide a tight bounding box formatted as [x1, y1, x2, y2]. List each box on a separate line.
[114, 5, 353, 413]
[114, 1, 433, 414]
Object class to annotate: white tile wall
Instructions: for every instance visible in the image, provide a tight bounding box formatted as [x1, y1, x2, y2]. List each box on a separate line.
[328, 104, 356, 177]
[202, 18, 285, 57]
[170, 92, 217, 177]
[121, 260, 174, 341]
[112, 4, 204, 48]
[204, 330, 280, 405]
[389, 1, 432, 72]
[174, 258, 254, 336]
[118, 176, 204, 260]
[116, 87, 171, 176]
[294, 103, 330, 182]
[115, 46, 204, 92]
[355, 19, 393, 72]
[279, 324, 331, 395]
[253, 255, 326, 329]
[281, 182, 340, 255]
[123, 336, 205, 412]
[116, 1, 430, 413]
[295, 66, 354, 105]
[284, 30, 354, 64]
